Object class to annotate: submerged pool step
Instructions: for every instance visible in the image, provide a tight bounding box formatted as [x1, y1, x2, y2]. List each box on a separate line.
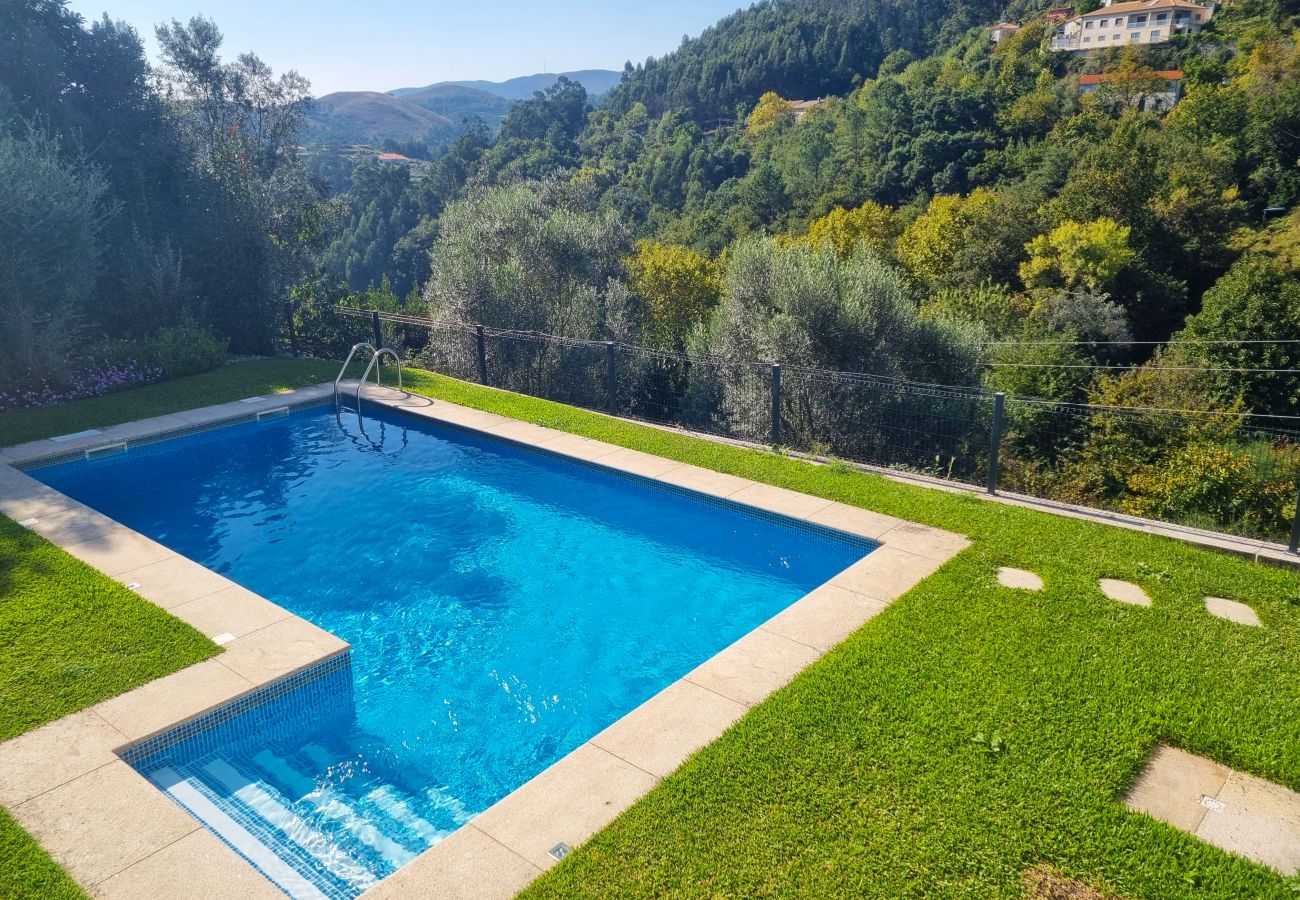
[202, 757, 380, 893]
[300, 744, 449, 846]
[148, 766, 338, 900]
[251, 751, 420, 869]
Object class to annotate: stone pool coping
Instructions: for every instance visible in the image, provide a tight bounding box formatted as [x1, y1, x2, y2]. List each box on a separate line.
[0, 382, 969, 899]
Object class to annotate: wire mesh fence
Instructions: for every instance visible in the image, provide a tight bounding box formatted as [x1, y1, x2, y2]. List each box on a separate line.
[317, 305, 1300, 546]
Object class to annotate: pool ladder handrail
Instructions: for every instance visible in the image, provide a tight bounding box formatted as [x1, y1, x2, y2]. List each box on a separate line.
[355, 347, 404, 413]
[334, 342, 376, 410]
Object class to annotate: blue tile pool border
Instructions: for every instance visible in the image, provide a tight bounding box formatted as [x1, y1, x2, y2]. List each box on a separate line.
[118, 652, 352, 767]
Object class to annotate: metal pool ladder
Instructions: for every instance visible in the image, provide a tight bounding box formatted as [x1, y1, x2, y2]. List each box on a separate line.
[333, 342, 404, 421]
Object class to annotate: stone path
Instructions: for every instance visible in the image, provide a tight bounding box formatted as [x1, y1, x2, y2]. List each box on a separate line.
[1098, 578, 1151, 607]
[992, 568, 1265, 630]
[1204, 596, 1261, 627]
[997, 567, 1043, 591]
[1125, 745, 1300, 875]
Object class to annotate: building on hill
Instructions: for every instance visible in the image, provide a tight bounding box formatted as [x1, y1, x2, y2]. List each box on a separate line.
[377, 152, 412, 163]
[990, 22, 1022, 42]
[1046, 7, 1075, 23]
[1049, 0, 1215, 52]
[1078, 69, 1184, 111]
[790, 98, 829, 121]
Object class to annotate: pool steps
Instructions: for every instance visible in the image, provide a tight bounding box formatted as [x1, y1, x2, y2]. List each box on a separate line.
[146, 738, 465, 900]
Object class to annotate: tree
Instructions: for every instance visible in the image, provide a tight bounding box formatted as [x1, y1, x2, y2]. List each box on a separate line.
[1173, 254, 1300, 416]
[625, 242, 721, 349]
[794, 200, 898, 260]
[0, 126, 109, 381]
[153, 16, 320, 352]
[423, 178, 633, 375]
[746, 92, 794, 136]
[702, 237, 984, 463]
[1020, 218, 1134, 292]
[895, 189, 1011, 289]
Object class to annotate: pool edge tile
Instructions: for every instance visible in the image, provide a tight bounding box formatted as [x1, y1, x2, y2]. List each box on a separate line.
[469, 742, 660, 872]
[358, 825, 541, 900]
[590, 680, 748, 779]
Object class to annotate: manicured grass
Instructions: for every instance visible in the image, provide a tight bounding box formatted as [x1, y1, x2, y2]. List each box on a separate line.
[0, 357, 341, 447]
[0, 518, 220, 897]
[3, 361, 1299, 898]
[387, 369, 1300, 899]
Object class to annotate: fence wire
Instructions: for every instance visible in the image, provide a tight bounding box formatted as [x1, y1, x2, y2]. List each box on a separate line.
[318, 306, 1300, 545]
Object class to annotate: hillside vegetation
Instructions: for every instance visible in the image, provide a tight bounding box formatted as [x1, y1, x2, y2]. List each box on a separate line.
[5, 0, 1300, 538]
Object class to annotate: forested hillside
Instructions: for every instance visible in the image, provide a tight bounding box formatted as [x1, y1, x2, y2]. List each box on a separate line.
[604, 0, 1005, 120]
[305, 0, 1300, 537]
[5, 0, 1300, 537]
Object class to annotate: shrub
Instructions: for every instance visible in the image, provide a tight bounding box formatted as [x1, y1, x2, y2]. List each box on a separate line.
[103, 324, 228, 379]
[1122, 441, 1297, 537]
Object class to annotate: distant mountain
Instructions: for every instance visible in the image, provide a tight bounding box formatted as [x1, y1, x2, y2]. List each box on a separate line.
[306, 91, 455, 145]
[400, 84, 514, 130]
[390, 69, 623, 102]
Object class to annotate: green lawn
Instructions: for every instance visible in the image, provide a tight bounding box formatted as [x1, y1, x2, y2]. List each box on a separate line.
[0, 517, 219, 898]
[391, 369, 1300, 899]
[0, 357, 342, 446]
[2, 360, 1299, 898]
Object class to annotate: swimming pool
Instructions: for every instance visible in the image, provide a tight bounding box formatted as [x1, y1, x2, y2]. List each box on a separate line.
[29, 402, 872, 898]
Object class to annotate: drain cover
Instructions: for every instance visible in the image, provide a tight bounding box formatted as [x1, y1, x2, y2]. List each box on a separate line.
[547, 842, 571, 861]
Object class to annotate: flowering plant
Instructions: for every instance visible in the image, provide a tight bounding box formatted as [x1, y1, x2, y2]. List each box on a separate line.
[0, 358, 164, 412]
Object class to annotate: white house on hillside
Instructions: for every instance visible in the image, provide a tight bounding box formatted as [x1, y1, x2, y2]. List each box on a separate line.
[1049, 0, 1215, 52]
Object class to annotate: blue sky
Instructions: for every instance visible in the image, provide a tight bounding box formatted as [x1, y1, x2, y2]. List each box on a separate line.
[66, 0, 748, 95]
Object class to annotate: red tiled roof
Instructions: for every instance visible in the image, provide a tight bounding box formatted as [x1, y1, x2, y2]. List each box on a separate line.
[1077, 0, 1208, 17]
[377, 152, 410, 161]
[1078, 69, 1183, 85]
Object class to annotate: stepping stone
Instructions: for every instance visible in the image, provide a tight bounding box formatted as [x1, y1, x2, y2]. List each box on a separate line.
[1099, 578, 1151, 607]
[1204, 596, 1261, 627]
[997, 567, 1043, 591]
[1125, 744, 1300, 875]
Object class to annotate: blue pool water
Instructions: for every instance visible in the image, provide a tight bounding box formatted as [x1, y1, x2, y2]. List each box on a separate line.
[30, 403, 870, 898]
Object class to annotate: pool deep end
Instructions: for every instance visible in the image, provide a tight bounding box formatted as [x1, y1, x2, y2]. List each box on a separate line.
[30, 403, 873, 899]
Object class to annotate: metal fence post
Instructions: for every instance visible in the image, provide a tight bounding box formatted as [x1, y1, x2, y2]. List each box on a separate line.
[476, 325, 488, 384]
[371, 311, 382, 350]
[770, 363, 782, 446]
[1290, 481, 1300, 554]
[987, 391, 1005, 495]
[605, 342, 617, 414]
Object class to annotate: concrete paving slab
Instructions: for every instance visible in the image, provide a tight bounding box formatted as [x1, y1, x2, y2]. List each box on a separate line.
[805, 502, 900, 539]
[93, 659, 253, 743]
[360, 825, 540, 900]
[169, 585, 294, 640]
[1204, 596, 1261, 627]
[1197, 771, 1300, 875]
[471, 743, 658, 871]
[1124, 745, 1227, 833]
[760, 583, 889, 652]
[686, 627, 821, 706]
[729, 482, 834, 519]
[1099, 578, 1152, 607]
[117, 556, 237, 609]
[13, 761, 198, 886]
[590, 680, 746, 779]
[997, 567, 1044, 591]
[92, 829, 286, 899]
[0, 710, 126, 806]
